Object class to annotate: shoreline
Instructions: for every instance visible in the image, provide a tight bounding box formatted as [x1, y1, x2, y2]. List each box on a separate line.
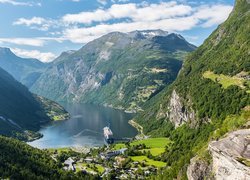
[26, 116, 70, 143]
[128, 119, 148, 140]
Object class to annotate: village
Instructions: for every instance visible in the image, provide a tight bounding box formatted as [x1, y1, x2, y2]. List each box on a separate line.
[49, 136, 170, 179]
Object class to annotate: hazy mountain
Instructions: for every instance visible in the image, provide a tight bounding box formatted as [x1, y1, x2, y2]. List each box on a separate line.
[31, 30, 196, 112]
[135, 0, 250, 178]
[0, 47, 48, 88]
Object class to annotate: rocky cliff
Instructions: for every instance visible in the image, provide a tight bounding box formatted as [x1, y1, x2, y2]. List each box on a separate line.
[187, 156, 213, 180]
[187, 129, 250, 180]
[209, 129, 250, 180]
[155, 89, 196, 127]
[166, 90, 196, 127]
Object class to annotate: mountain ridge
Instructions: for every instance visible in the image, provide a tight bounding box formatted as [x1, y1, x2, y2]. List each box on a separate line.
[0, 47, 48, 88]
[0, 66, 69, 141]
[30, 30, 196, 112]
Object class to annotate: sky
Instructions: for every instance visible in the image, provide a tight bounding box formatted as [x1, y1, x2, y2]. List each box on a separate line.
[0, 0, 234, 62]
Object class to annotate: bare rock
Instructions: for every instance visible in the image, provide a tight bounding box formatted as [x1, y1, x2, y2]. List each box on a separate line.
[166, 90, 196, 127]
[187, 156, 213, 180]
[209, 129, 250, 180]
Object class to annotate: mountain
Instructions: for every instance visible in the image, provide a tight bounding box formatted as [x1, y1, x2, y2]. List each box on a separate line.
[0, 47, 48, 88]
[0, 66, 69, 141]
[134, 0, 250, 179]
[31, 30, 196, 112]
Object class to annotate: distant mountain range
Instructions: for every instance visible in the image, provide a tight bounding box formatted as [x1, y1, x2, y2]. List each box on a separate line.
[0, 48, 48, 88]
[0, 30, 196, 113]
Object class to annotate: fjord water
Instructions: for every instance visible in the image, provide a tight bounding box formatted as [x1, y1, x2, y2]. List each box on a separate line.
[28, 104, 137, 149]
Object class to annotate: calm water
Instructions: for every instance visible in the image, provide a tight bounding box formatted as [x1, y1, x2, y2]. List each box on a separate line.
[28, 104, 137, 149]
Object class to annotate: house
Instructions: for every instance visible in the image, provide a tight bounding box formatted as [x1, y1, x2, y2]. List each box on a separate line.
[63, 157, 75, 172]
[84, 157, 94, 163]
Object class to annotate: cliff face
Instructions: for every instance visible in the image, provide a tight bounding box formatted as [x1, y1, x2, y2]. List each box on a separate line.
[187, 156, 213, 180]
[209, 129, 250, 180]
[155, 89, 197, 128]
[166, 90, 196, 127]
[187, 129, 250, 180]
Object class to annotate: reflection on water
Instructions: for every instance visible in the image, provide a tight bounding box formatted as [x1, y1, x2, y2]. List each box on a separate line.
[28, 104, 137, 149]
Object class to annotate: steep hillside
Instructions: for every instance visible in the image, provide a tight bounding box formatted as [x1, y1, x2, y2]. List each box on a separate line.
[31, 30, 196, 112]
[0, 67, 69, 141]
[135, 0, 250, 178]
[0, 47, 47, 88]
[0, 136, 95, 179]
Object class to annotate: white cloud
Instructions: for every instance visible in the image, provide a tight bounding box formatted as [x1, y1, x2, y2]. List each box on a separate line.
[194, 4, 233, 27]
[11, 48, 57, 62]
[11, 1, 233, 45]
[13, 17, 46, 26]
[62, 2, 192, 24]
[0, 38, 45, 46]
[63, 16, 198, 43]
[111, 0, 130, 3]
[13, 17, 57, 31]
[0, 0, 40, 6]
[0, 37, 65, 47]
[62, 2, 232, 44]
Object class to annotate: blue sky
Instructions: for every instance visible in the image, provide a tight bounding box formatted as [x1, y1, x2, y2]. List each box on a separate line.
[0, 0, 234, 62]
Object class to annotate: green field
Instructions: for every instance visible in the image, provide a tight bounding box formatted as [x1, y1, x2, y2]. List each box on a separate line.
[130, 156, 166, 167]
[203, 71, 249, 92]
[114, 143, 126, 150]
[75, 163, 105, 174]
[141, 148, 166, 156]
[96, 164, 105, 174]
[47, 147, 71, 153]
[131, 138, 171, 148]
[114, 138, 170, 149]
[114, 138, 170, 157]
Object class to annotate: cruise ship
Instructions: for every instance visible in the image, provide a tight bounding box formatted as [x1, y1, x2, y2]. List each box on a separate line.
[103, 126, 114, 144]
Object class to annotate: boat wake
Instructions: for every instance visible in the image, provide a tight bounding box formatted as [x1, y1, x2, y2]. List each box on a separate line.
[72, 129, 102, 138]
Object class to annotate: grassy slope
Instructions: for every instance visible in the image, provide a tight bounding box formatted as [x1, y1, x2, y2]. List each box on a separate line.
[130, 138, 170, 148]
[115, 138, 170, 166]
[130, 156, 166, 167]
[35, 95, 70, 121]
[203, 71, 250, 92]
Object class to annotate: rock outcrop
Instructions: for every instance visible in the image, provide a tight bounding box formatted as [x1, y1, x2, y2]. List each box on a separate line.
[209, 129, 250, 180]
[187, 156, 213, 180]
[166, 90, 196, 127]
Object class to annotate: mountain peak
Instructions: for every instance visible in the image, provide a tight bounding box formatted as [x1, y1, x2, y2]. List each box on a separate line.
[60, 50, 76, 57]
[129, 29, 169, 39]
